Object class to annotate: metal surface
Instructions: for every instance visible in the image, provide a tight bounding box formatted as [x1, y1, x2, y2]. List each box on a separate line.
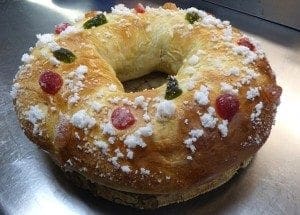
[205, 0, 300, 30]
[0, 1, 299, 214]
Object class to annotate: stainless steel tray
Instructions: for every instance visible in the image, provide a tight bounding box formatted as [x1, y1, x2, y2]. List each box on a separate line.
[0, 1, 299, 214]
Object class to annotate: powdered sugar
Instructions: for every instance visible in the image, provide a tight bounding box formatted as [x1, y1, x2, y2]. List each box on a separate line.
[194, 85, 210, 105]
[140, 168, 150, 175]
[220, 82, 238, 95]
[108, 84, 117, 92]
[201, 15, 222, 28]
[89, 101, 103, 112]
[75, 65, 88, 78]
[187, 55, 199, 66]
[246, 35, 265, 58]
[101, 122, 116, 136]
[240, 68, 259, 85]
[200, 107, 218, 128]
[156, 100, 176, 120]
[49, 56, 60, 65]
[108, 96, 121, 104]
[246, 87, 260, 100]
[10, 83, 20, 99]
[111, 4, 132, 15]
[123, 124, 153, 149]
[26, 105, 45, 124]
[184, 128, 204, 153]
[65, 65, 88, 105]
[121, 97, 133, 106]
[222, 26, 232, 41]
[60, 25, 80, 37]
[70, 110, 96, 129]
[218, 120, 228, 137]
[108, 156, 120, 168]
[108, 136, 116, 144]
[186, 79, 195, 90]
[114, 148, 124, 158]
[232, 45, 258, 64]
[124, 134, 146, 148]
[68, 94, 80, 104]
[36, 34, 61, 52]
[36, 33, 54, 47]
[25, 105, 46, 134]
[94, 140, 109, 154]
[183, 66, 196, 75]
[126, 149, 133, 159]
[48, 41, 61, 51]
[21, 53, 34, 64]
[250, 102, 264, 122]
[226, 67, 240, 76]
[134, 96, 147, 109]
[135, 124, 153, 137]
[186, 7, 207, 20]
[143, 113, 151, 122]
[121, 165, 131, 173]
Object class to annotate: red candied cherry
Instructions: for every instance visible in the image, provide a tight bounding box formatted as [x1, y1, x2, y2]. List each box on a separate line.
[215, 94, 240, 121]
[134, 3, 145, 13]
[237, 37, 256, 51]
[111, 107, 136, 130]
[39, 70, 63, 95]
[54, 22, 70, 34]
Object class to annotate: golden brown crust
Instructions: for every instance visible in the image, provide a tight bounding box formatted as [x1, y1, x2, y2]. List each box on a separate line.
[12, 2, 281, 206]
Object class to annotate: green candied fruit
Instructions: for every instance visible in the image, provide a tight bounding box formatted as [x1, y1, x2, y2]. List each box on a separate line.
[165, 76, 183, 100]
[186, 12, 200, 24]
[53, 48, 76, 63]
[83, 14, 107, 29]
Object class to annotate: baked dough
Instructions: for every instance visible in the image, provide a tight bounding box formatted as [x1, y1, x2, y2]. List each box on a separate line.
[11, 3, 282, 209]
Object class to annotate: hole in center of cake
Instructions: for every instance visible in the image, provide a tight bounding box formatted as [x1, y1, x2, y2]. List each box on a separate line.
[122, 71, 168, 93]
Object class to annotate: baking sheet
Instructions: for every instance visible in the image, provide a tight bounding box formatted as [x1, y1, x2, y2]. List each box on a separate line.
[0, 1, 299, 214]
[204, 0, 300, 30]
